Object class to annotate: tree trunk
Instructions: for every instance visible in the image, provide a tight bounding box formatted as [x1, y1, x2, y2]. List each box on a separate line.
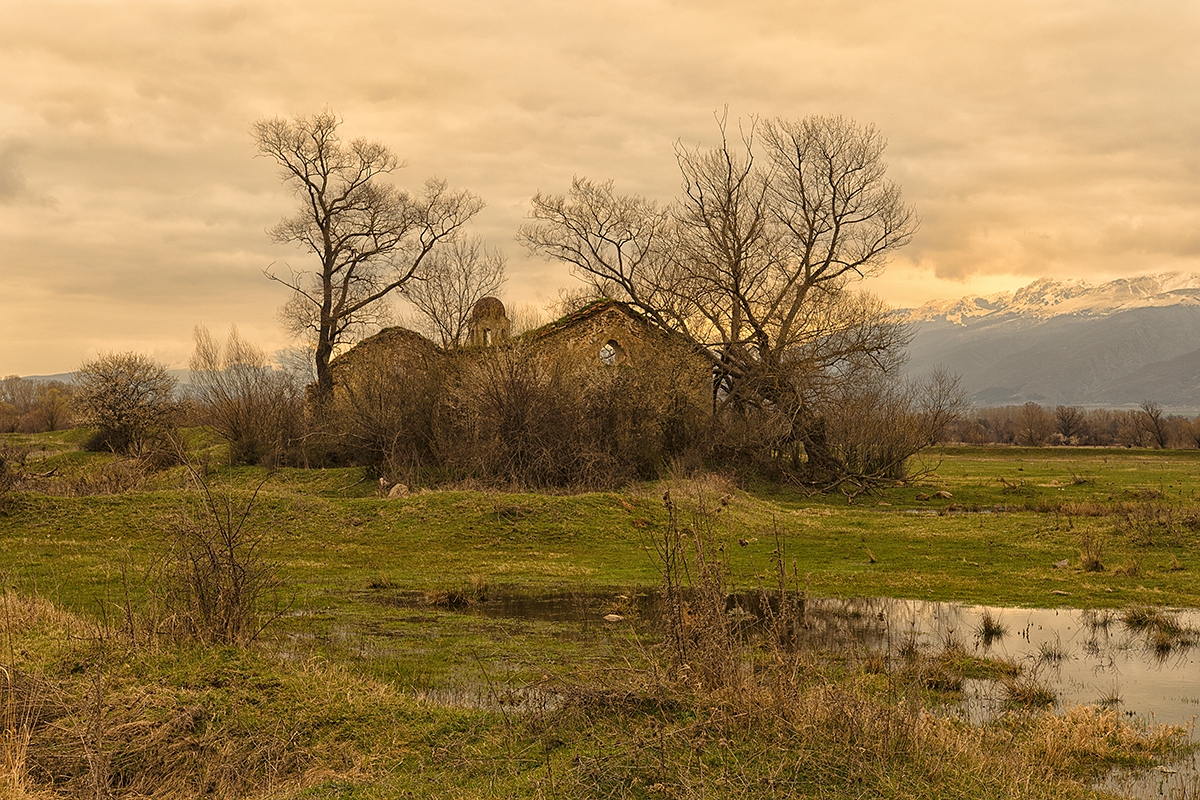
[313, 338, 335, 407]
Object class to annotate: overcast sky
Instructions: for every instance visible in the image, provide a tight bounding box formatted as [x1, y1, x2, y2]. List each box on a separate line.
[2, 0, 1198, 376]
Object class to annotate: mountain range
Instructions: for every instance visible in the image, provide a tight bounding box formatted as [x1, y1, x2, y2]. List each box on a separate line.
[900, 273, 1200, 413]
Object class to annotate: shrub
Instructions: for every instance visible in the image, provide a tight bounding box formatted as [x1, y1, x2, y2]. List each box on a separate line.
[328, 327, 445, 478]
[0, 443, 29, 512]
[189, 326, 304, 466]
[435, 340, 708, 489]
[75, 352, 177, 455]
[440, 341, 583, 487]
[753, 366, 966, 488]
[153, 462, 287, 645]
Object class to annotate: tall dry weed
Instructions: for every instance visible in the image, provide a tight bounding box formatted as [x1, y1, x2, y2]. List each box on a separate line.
[146, 463, 289, 646]
[1119, 501, 1188, 547]
[1079, 530, 1105, 572]
[653, 488, 741, 691]
[1, 668, 37, 800]
[0, 445, 28, 514]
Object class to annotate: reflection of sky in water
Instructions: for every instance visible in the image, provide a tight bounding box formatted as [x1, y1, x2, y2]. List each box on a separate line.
[417, 593, 1200, 796]
[870, 600, 1200, 729]
[468, 593, 1200, 729]
[796, 598, 1200, 800]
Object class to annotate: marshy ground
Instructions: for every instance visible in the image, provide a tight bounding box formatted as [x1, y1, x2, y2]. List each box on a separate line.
[3, 432, 1200, 798]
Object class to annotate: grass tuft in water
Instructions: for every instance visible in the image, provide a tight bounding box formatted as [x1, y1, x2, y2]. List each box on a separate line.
[977, 609, 1008, 646]
[1003, 672, 1057, 708]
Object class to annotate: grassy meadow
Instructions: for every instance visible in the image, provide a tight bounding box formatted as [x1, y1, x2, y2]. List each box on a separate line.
[3, 431, 1200, 798]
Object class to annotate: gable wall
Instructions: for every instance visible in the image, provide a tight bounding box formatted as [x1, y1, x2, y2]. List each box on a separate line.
[534, 306, 665, 367]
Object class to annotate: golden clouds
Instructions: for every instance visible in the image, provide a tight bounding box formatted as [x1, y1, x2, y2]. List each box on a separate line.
[1, 0, 1197, 372]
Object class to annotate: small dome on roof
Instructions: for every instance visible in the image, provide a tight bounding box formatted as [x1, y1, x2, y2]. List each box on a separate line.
[471, 296, 506, 319]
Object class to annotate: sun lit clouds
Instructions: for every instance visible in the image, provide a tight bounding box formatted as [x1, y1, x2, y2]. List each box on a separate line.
[1, 0, 1198, 374]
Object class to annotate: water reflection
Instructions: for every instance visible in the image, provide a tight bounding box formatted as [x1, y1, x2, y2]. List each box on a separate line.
[378, 591, 1200, 797]
[426, 592, 1200, 730]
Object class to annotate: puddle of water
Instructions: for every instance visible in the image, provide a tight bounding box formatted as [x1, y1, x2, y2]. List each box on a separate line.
[386, 591, 1200, 730]
[1102, 759, 1200, 800]
[376, 591, 1200, 797]
[907, 602, 1200, 731]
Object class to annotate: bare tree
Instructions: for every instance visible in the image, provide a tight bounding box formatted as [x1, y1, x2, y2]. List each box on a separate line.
[1054, 405, 1087, 443]
[1015, 402, 1052, 447]
[1117, 409, 1150, 448]
[190, 326, 303, 465]
[0, 376, 39, 417]
[523, 117, 914, 380]
[814, 366, 966, 487]
[520, 177, 671, 314]
[254, 111, 483, 403]
[401, 235, 506, 348]
[38, 385, 73, 431]
[0, 377, 74, 433]
[915, 367, 969, 446]
[1139, 400, 1169, 449]
[0, 400, 16, 433]
[520, 114, 920, 482]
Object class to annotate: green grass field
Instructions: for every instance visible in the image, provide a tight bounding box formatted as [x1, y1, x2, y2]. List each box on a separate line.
[6, 442, 1200, 611]
[3, 433, 1200, 798]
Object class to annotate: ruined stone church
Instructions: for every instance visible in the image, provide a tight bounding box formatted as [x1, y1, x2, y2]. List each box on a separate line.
[335, 295, 705, 379]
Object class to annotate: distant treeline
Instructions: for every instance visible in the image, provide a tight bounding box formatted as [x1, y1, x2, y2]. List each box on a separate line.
[0, 375, 75, 433]
[948, 401, 1200, 449]
[0, 375, 204, 436]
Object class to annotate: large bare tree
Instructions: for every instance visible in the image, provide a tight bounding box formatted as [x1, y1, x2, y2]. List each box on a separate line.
[520, 115, 921, 479]
[254, 111, 483, 403]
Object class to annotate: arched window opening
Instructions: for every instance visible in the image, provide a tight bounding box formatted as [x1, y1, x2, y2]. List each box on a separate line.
[599, 339, 625, 366]
[484, 329, 493, 346]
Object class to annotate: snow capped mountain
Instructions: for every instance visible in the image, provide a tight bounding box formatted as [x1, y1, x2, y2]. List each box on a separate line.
[901, 273, 1200, 412]
[902, 273, 1200, 326]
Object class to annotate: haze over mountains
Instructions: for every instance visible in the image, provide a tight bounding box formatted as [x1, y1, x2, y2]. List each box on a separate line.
[901, 273, 1200, 413]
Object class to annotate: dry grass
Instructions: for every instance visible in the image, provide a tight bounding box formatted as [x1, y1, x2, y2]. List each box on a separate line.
[1056, 500, 1109, 517]
[1079, 530, 1105, 572]
[1002, 671, 1057, 708]
[4, 449, 1200, 798]
[2, 603, 402, 799]
[1037, 636, 1068, 663]
[0, 591, 83, 639]
[1023, 704, 1183, 771]
[614, 481, 1190, 797]
[1, 677, 36, 800]
[0, 581, 1192, 799]
[977, 608, 1008, 646]
[1122, 605, 1182, 634]
[1118, 501, 1196, 548]
[1121, 606, 1199, 655]
[548, 668, 1183, 799]
[1112, 558, 1143, 577]
[15, 457, 154, 498]
[2, 594, 76, 800]
[0, 590, 360, 799]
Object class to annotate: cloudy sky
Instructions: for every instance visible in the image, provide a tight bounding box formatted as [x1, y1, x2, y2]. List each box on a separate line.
[2, 0, 1198, 376]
